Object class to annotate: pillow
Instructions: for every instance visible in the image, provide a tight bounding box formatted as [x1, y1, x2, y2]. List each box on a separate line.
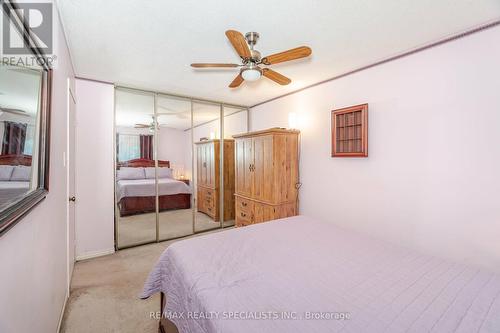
[144, 167, 173, 179]
[10, 166, 31, 181]
[0, 165, 14, 181]
[116, 167, 145, 180]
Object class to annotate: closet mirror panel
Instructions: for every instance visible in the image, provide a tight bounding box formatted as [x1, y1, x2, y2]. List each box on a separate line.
[156, 95, 194, 241]
[221, 106, 249, 228]
[114, 86, 248, 248]
[115, 88, 157, 248]
[192, 102, 223, 232]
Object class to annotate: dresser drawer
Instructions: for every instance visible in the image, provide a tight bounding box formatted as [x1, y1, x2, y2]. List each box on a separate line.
[204, 188, 215, 200]
[235, 196, 254, 213]
[205, 204, 215, 217]
[235, 205, 253, 227]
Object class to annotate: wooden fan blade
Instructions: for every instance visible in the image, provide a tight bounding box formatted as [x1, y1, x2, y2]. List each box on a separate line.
[261, 46, 312, 65]
[229, 73, 244, 88]
[262, 68, 291, 85]
[0, 107, 29, 116]
[225, 30, 251, 59]
[191, 63, 239, 68]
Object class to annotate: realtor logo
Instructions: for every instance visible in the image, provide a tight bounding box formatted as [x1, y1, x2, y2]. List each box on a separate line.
[2, 1, 53, 54]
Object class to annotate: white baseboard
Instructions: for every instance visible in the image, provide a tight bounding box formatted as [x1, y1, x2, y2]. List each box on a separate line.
[76, 248, 115, 261]
[57, 290, 69, 333]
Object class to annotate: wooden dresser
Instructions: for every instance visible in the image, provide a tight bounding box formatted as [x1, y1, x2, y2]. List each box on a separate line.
[195, 139, 235, 221]
[233, 128, 299, 227]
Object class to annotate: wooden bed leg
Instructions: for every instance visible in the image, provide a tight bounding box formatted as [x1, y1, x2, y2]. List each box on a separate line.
[159, 292, 165, 333]
[159, 292, 179, 333]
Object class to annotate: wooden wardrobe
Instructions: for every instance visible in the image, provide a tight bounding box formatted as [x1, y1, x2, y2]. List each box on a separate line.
[233, 128, 299, 227]
[195, 139, 235, 221]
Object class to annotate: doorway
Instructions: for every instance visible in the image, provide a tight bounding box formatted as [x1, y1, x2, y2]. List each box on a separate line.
[66, 77, 77, 289]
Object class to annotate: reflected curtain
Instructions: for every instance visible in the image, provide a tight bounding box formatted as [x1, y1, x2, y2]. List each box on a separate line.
[140, 135, 153, 160]
[1, 121, 27, 155]
[118, 134, 140, 162]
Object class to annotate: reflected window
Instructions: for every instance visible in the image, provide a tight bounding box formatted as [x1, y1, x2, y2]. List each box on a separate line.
[117, 134, 140, 162]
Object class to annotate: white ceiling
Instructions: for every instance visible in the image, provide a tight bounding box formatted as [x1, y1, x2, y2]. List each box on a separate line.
[57, 0, 500, 106]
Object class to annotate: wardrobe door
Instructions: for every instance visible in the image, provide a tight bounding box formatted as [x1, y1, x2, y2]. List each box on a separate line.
[207, 142, 217, 188]
[235, 137, 253, 198]
[253, 135, 275, 203]
[193, 102, 221, 232]
[223, 106, 248, 228]
[197, 144, 203, 186]
[200, 143, 206, 187]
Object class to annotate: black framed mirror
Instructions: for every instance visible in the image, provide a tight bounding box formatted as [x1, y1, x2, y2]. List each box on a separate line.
[0, 1, 52, 236]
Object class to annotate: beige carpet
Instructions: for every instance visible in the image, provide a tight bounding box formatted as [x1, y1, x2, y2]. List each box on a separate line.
[118, 208, 234, 248]
[60, 229, 224, 333]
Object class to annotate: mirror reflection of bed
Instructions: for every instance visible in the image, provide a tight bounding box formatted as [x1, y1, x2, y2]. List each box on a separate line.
[114, 87, 247, 248]
[0, 65, 41, 211]
[0, 154, 33, 210]
[116, 158, 194, 244]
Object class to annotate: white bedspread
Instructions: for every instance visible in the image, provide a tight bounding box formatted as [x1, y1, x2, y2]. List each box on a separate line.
[142, 216, 500, 333]
[116, 178, 191, 201]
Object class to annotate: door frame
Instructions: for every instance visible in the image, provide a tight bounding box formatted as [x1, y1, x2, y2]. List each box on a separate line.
[66, 77, 77, 292]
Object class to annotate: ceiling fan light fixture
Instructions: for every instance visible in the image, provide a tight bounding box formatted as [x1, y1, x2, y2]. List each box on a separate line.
[192, 30, 312, 88]
[241, 67, 261, 82]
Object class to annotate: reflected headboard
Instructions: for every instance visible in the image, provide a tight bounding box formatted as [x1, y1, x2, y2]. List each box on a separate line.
[0, 154, 32, 166]
[117, 158, 170, 169]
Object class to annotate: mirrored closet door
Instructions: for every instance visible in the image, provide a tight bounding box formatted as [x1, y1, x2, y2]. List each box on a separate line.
[221, 106, 249, 228]
[114, 87, 248, 249]
[156, 94, 193, 241]
[192, 102, 223, 233]
[115, 88, 157, 248]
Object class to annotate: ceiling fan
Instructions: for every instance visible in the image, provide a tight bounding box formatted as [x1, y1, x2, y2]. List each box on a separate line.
[134, 110, 189, 129]
[191, 30, 312, 88]
[0, 106, 30, 117]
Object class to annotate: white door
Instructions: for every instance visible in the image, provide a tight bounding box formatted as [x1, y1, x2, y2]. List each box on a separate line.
[67, 78, 77, 289]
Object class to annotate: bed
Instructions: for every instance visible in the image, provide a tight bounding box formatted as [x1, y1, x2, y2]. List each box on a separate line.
[117, 158, 191, 217]
[142, 215, 500, 333]
[0, 155, 32, 205]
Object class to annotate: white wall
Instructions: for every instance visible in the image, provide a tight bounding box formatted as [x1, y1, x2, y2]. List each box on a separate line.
[0, 3, 75, 332]
[250, 26, 500, 272]
[157, 127, 187, 177]
[74, 79, 115, 260]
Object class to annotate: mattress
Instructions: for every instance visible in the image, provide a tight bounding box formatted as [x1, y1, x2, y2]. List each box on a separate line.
[142, 215, 500, 333]
[116, 178, 191, 201]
